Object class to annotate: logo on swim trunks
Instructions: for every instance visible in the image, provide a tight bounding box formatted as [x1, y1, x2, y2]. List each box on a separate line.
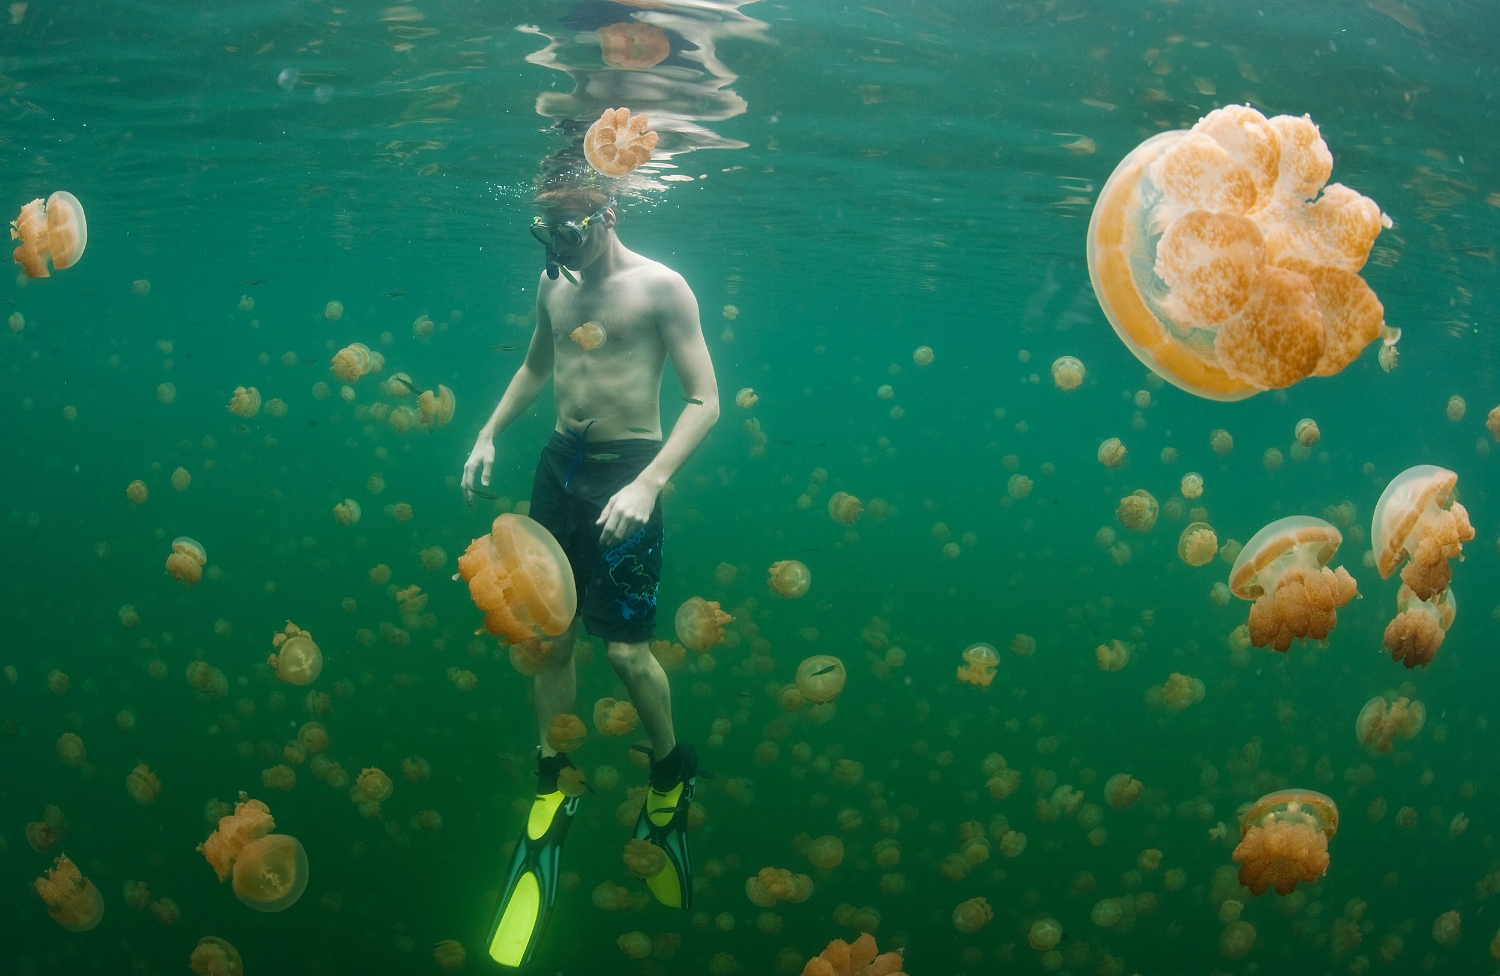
[604, 527, 658, 620]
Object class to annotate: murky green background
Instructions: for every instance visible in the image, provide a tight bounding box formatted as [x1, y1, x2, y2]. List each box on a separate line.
[2, 0, 1497, 973]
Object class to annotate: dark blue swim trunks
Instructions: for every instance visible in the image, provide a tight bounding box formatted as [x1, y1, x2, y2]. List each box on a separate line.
[529, 430, 663, 644]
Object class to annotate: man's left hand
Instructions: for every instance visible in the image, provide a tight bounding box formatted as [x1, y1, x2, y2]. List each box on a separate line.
[597, 477, 658, 547]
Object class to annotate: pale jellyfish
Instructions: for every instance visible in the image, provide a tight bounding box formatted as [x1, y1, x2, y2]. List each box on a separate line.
[1097, 438, 1127, 468]
[767, 560, 811, 598]
[1116, 489, 1158, 531]
[1295, 418, 1320, 447]
[913, 346, 935, 366]
[233, 834, 308, 912]
[1355, 696, 1425, 752]
[796, 656, 846, 703]
[1383, 585, 1455, 669]
[227, 386, 261, 418]
[1228, 516, 1357, 651]
[1051, 356, 1085, 391]
[12, 191, 88, 277]
[675, 596, 732, 651]
[956, 643, 999, 686]
[34, 854, 103, 930]
[267, 623, 322, 686]
[583, 108, 657, 177]
[1371, 465, 1473, 601]
[735, 388, 759, 409]
[1177, 522, 1218, 566]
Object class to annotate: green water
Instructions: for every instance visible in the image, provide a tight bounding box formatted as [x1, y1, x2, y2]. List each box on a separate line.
[3, 0, 1499, 973]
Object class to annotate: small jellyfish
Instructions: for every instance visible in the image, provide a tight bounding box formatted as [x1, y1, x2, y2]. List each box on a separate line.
[126, 763, 162, 805]
[913, 346, 935, 367]
[55, 731, 85, 767]
[547, 714, 587, 753]
[189, 937, 243, 976]
[1095, 640, 1130, 672]
[227, 386, 261, 418]
[1028, 918, 1062, 952]
[1232, 789, 1338, 896]
[1051, 356, 1085, 391]
[1220, 920, 1257, 960]
[1355, 696, 1425, 753]
[1447, 395, 1466, 422]
[1371, 465, 1474, 601]
[459, 514, 578, 644]
[571, 321, 606, 350]
[333, 499, 361, 525]
[796, 655, 846, 704]
[583, 107, 657, 177]
[1097, 437, 1127, 468]
[735, 387, 759, 409]
[1178, 522, 1219, 567]
[956, 642, 999, 687]
[827, 491, 863, 524]
[432, 939, 466, 973]
[675, 596, 732, 651]
[233, 833, 308, 912]
[267, 623, 322, 686]
[1210, 429, 1234, 455]
[126, 479, 148, 505]
[767, 560, 811, 598]
[356, 766, 394, 801]
[808, 835, 844, 870]
[952, 896, 993, 933]
[132, 279, 151, 297]
[1382, 585, 1455, 669]
[1295, 418, 1320, 447]
[171, 466, 192, 491]
[34, 854, 103, 931]
[1180, 472, 1204, 499]
[1228, 516, 1358, 651]
[1487, 405, 1500, 442]
[157, 382, 177, 404]
[1116, 489, 1159, 532]
[1432, 910, 1461, 947]
[1104, 773, 1142, 809]
[331, 342, 373, 383]
[592, 697, 639, 737]
[11, 191, 88, 277]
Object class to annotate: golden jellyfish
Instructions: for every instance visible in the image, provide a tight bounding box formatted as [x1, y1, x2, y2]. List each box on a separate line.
[233, 833, 308, 912]
[126, 763, 161, 805]
[1028, 918, 1062, 952]
[952, 897, 993, 933]
[126, 479, 148, 505]
[12, 191, 87, 277]
[333, 498, 361, 525]
[800, 933, 906, 976]
[584, 107, 657, 177]
[1095, 639, 1130, 671]
[768, 560, 811, 598]
[735, 387, 759, 409]
[171, 466, 192, 491]
[828, 491, 863, 524]
[956, 642, 999, 687]
[1446, 395, 1466, 422]
[617, 931, 652, 959]
[1211, 428, 1234, 456]
[1097, 437, 1127, 468]
[808, 835, 845, 871]
[433, 939, 466, 973]
[796, 655, 847, 704]
[597, 20, 670, 70]
[166, 536, 207, 586]
[1355, 696, 1425, 753]
[1295, 418, 1321, 447]
[675, 596, 732, 651]
[1383, 584, 1455, 669]
[35, 854, 103, 931]
[157, 382, 177, 404]
[268, 623, 322, 686]
[1051, 355, 1085, 391]
[1104, 773, 1142, 809]
[1180, 472, 1204, 499]
[189, 937, 243, 976]
[56, 732, 86, 767]
[1087, 106, 1390, 400]
[1488, 405, 1500, 441]
[1220, 920, 1257, 960]
[227, 386, 261, 418]
[1433, 910, 1461, 947]
[330, 342, 374, 383]
[1371, 465, 1474, 601]
[1233, 789, 1338, 896]
[417, 384, 457, 427]
[1116, 489, 1158, 531]
[1178, 522, 1219, 567]
[459, 514, 577, 643]
[593, 697, 639, 736]
[547, 713, 587, 753]
[913, 345, 935, 367]
[356, 766, 394, 802]
[1228, 516, 1358, 651]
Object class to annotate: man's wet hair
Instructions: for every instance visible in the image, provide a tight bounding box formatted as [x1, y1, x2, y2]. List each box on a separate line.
[534, 183, 614, 216]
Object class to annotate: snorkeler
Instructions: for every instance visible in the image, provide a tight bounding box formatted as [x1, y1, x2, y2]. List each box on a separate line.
[463, 182, 719, 968]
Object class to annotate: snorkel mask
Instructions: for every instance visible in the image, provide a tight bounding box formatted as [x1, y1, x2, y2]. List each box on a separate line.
[530, 205, 610, 285]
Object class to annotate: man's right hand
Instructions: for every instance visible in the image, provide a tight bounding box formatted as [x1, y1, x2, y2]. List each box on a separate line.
[461, 434, 496, 505]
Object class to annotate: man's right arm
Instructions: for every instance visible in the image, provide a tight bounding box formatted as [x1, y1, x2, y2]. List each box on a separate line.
[461, 288, 554, 499]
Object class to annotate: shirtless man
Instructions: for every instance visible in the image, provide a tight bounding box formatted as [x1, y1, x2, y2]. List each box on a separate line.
[463, 185, 719, 968]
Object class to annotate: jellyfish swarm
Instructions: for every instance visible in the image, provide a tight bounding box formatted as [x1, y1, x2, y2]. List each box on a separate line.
[34, 854, 104, 931]
[1087, 106, 1390, 400]
[1371, 465, 1474, 601]
[796, 656, 847, 704]
[597, 22, 670, 70]
[956, 643, 999, 687]
[1228, 516, 1357, 652]
[800, 933, 907, 976]
[768, 560, 811, 598]
[1383, 585, 1455, 669]
[584, 107, 658, 177]
[233, 834, 309, 912]
[459, 514, 577, 646]
[267, 622, 323, 685]
[166, 537, 207, 586]
[1232, 789, 1338, 895]
[675, 596, 732, 651]
[12, 191, 87, 277]
[1355, 696, 1425, 753]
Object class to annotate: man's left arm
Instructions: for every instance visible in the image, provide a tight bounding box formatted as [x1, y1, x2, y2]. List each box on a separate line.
[596, 272, 720, 545]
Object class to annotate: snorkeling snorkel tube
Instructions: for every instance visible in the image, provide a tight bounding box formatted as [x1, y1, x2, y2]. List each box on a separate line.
[543, 245, 579, 285]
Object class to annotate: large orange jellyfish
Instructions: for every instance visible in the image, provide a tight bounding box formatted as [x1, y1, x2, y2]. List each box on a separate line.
[675, 596, 732, 651]
[1382, 584, 1455, 669]
[1371, 465, 1474, 601]
[458, 514, 577, 643]
[1232, 789, 1338, 895]
[166, 536, 207, 586]
[1228, 516, 1358, 651]
[597, 22, 670, 70]
[768, 560, 812, 598]
[34, 853, 103, 931]
[956, 643, 999, 687]
[12, 191, 87, 277]
[233, 834, 308, 912]
[1355, 696, 1425, 753]
[1087, 106, 1391, 400]
[584, 107, 658, 177]
[796, 656, 847, 704]
[800, 933, 906, 976]
[267, 622, 322, 685]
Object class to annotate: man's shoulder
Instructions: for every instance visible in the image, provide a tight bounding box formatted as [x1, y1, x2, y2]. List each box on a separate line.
[625, 252, 686, 289]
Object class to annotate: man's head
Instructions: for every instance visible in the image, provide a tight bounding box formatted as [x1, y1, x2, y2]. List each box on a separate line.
[533, 184, 616, 277]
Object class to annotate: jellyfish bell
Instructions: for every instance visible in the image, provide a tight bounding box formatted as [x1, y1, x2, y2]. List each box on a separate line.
[956, 642, 1000, 687]
[1051, 356, 1085, 391]
[767, 560, 811, 599]
[232, 833, 308, 912]
[1087, 107, 1389, 400]
[1370, 465, 1474, 601]
[1233, 789, 1338, 896]
[458, 513, 577, 644]
[674, 596, 732, 651]
[1355, 695, 1425, 753]
[190, 937, 244, 976]
[571, 321, 607, 351]
[1178, 522, 1219, 567]
[1383, 584, 1455, 669]
[12, 191, 88, 278]
[796, 655, 846, 704]
[417, 384, 457, 427]
[584, 107, 658, 177]
[268, 631, 323, 686]
[165, 536, 207, 587]
[1228, 516, 1357, 651]
[597, 21, 670, 70]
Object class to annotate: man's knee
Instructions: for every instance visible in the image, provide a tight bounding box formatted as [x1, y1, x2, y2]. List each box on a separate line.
[606, 640, 650, 670]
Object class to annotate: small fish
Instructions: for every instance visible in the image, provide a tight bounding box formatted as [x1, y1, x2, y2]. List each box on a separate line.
[802, 547, 822, 554]
[813, 440, 828, 448]
[301, 358, 317, 365]
[810, 664, 839, 677]
[396, 376, 420, 394]
[734, 691, 753, 702]
[491, 343, 521, 352]
[237, 276, 265, 287]
[627, 426, 652, 434]
[2, 298, 13, 305]
[495, 754, 513, 765]
[587, 452, 620, 462]
[381, 290, 405, 298]
[307, 421, 318, 427]
[681, 396, 703, 405]
[470, 488, 498, 500]
[774, 438, 795, 445]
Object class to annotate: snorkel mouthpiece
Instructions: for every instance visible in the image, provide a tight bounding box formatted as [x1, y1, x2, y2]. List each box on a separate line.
[542, 246, 578, 285]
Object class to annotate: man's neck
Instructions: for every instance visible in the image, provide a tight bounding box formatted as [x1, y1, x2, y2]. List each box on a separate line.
[574, 235, 629, 285]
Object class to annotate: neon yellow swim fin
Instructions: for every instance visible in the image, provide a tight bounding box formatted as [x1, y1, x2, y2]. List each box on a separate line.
[487, 788, 579, 968]
[632, 743, 699, 910]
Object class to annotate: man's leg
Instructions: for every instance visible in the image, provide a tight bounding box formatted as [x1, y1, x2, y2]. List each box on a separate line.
[606, 640, 676, 757]
[535, 619, 580, 757]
